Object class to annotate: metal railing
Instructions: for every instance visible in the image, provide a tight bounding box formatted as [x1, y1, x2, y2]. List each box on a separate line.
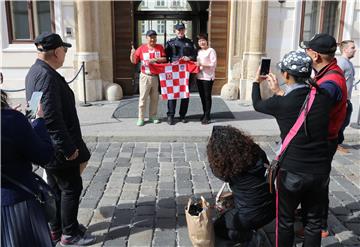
[2, 62, 90, 106]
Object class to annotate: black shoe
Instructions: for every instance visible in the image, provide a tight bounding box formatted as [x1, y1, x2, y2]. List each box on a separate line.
[180, 117, 188, 123]
[201, 119, 210, 125]
[167, 116, 175, 125]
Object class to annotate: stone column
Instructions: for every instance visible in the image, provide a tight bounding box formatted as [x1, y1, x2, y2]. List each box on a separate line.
[239, 1, 268, 100]
[74, 0, 103, 101]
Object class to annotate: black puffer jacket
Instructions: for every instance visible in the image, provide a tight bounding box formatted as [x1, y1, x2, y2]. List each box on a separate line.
[228, 147, 275, 229]
[25, 59, 90, 169]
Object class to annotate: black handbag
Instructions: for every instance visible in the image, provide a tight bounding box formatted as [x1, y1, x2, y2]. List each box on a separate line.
[2, 172, 58, 222]
[265, 87, 317, 193]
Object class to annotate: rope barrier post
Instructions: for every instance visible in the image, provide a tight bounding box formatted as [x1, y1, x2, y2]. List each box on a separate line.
[80, 61, 91, 107]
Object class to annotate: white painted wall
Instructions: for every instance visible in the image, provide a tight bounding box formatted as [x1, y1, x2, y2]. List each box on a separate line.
[0, 0, 77, 99]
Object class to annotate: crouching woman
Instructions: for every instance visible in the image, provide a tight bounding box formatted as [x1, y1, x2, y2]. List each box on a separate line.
[207, 126, 275, 245]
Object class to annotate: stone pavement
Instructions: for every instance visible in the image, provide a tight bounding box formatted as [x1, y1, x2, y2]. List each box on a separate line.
[15, 89, 359, 246]
[42, 139, 359, 247]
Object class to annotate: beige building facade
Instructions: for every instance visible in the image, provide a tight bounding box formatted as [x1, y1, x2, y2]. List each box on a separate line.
[1, 0, 359, 101]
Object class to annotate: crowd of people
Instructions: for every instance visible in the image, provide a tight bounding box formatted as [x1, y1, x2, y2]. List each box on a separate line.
[0, 24, 357, 247]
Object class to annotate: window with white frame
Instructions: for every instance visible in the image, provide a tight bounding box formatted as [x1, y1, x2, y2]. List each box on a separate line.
[300, 0, 344, 42]
[172, 0, 182, 7]
[141, 21, 146, 34]
[5, 0, 54, 43]
[156, 0, 166, 7]
[157, 20, 165, 34]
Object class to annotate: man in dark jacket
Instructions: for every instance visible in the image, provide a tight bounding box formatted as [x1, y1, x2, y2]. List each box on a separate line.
[25, 32, 95, 246]
[165, 23, 197, 125]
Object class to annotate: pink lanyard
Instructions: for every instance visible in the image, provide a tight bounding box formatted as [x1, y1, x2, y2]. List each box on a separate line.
[275, 87, 317, 160]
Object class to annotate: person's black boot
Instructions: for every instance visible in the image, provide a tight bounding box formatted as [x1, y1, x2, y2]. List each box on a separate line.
[167, 116, 175, 125]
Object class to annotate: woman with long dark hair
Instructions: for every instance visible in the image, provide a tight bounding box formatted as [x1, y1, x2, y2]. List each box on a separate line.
[207, 125, 275, 245]
[252, 50, 331, 246]
[1, 89, 54, 247]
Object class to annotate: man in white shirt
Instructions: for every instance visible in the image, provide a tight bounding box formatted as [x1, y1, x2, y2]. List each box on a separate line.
[337, 40, 357, 153]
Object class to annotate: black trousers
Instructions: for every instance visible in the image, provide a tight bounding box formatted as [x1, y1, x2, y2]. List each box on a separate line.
[277, 169, 329, 247]
[321, 138, 338, 230]
[196, 79, 214, 120]
[167, 98, 189, 118]
[46, 165, 83, 236]
[338, 100, 353, 145]
[214, 209, 254, 243]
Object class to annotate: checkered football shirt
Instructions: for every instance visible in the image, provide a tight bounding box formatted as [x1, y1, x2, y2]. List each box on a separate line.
[134, 44, 166, 74]
[149, 61, 199, 100]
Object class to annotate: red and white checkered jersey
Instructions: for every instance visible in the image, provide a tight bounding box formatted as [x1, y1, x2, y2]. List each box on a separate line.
[134, 44, 166, 74]
[149, 61, 199, 100]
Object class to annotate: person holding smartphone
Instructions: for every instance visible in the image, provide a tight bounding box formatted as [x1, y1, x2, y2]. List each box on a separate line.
[252, 51, 331, 246]
[1, 90, 54, 247]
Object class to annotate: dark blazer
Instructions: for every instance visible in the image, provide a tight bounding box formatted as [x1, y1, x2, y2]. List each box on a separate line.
[1, 109, 53, 205]
[25, 59, 90, 169]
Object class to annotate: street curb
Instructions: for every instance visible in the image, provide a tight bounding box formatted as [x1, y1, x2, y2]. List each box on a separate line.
[82, 133, 359, 143]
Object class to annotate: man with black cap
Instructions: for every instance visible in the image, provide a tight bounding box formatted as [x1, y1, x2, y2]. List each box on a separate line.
[300, 33, 347, 237]
[165, 22, 197, 125]
[130, 29, 166, 126]
[25, 32, 95, 246]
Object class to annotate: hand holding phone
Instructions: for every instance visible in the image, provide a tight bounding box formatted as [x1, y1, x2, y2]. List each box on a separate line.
[26, 91, 43, 119]
[260, 57, 271, 76]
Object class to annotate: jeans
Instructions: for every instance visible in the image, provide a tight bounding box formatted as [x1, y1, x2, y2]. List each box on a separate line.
[46, 166, 83, 236]
[338, 100, 353, 145]
[196, 79, 214, 120]
[277, 169, 329, 247]
[167, 98, 189, 118]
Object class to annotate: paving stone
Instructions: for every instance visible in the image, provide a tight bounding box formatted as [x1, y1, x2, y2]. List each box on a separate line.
[132, 215, 155, 227]
[156, 207, 176, 218]
[153, 229, 176, 247]
[136, 205, 155, 216]
[128, 227, 153, 247]
[137, 196, 156, 206]
[79, 197, 99, 209]
[156, 217, 176, 229]
[112, 208, 134, 225]
[125, 176, 142, 184]
[117, 200, 136, 209]
[177, 226, 192, 247]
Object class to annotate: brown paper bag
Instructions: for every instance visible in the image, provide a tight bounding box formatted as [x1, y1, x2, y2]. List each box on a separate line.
[185, 196, 215, 247]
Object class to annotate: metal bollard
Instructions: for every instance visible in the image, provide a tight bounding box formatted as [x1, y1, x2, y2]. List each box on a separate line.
[80, 61, 91, 107]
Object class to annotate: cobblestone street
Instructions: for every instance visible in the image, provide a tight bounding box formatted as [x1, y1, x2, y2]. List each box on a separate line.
[45, 141, 360, 247]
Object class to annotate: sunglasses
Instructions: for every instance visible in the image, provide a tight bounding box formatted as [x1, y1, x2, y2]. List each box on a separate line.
[63, 46, 68, 53]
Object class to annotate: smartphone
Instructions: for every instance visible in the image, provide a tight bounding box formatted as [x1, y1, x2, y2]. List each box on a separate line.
[260, 57, 271, 76]
[27, 91, 43, 119]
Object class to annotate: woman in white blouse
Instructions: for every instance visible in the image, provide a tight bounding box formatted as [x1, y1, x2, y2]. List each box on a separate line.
[196, 33, 217, 124]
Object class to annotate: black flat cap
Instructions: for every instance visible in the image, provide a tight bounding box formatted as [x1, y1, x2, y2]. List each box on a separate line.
[175, 23, 185, 30]
[146, 30, 157, 36]
[300, 33, 337, 54]
[34, 32, 72, 51]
